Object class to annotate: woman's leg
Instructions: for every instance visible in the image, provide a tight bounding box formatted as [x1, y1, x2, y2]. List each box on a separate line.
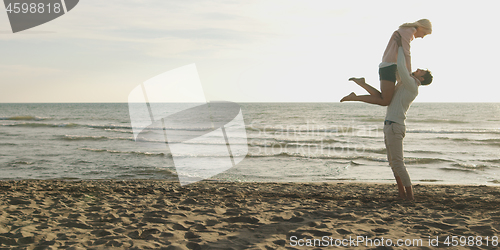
[350, 77, 381, 96]
[340, 79, 395, 106]
[380, 80, 396, 106]
[340, 65, 397, 106]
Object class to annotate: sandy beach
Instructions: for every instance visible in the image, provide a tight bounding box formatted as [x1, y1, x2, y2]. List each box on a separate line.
[0, 180, 499, 249]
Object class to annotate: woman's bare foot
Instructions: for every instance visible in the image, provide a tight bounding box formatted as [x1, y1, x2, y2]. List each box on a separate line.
[340, 92, 357, 102]
[348, 77, 366, 86]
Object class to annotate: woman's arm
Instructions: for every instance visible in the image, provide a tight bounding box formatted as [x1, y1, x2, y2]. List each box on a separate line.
[395, 32, 417, 90]
[397, 27, 416, 71]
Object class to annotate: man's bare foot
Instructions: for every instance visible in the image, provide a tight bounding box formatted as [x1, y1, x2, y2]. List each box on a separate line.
[340, 92, 357, 102]
[405, 186, 414, 201]
[398, 192, 406, 200]
[348, 77, 366, 86]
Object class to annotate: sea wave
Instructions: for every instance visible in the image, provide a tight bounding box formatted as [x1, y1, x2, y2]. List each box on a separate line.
[404, 157, 451, 165]
[59, 134, 248, 145]
[406, 150, 443, 155]
[57, 135, 133, 141]
[135, 167, 177, 176]
[258, 145, 442, 156]
[77, 148, 251, 159]
[78, 148, 170, 157]
[10, 161, 34, 165]
[436, 137, 500, 146]
[407, 118, 469, 124]
[87, 124, 134, 130]
[437, 137, 471, 142]
[104, 128, 133, 134]
[68, 143, 447, 165]
[246, 152, 448, 165]
[0, 122, 242, 133]
[0, 115, 50, 121]
[248, 138, 343, 147]
[408, 129, 500, 135]
[321, 146, 386, 155]
[84, 136, 345, 147]
[246, 125, 355, 134]
[482, 159, 500, 164]
[451, 163, 494, 170]
[0, 122, 140, 130]
[1, 122, 79, 128]
[481, 139, 500, 147]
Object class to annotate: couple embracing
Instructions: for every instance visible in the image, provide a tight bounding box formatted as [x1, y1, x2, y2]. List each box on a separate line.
[341, 19, 433, 201]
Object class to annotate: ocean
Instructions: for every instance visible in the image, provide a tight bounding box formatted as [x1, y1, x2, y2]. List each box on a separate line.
[1, 103, 499, 185]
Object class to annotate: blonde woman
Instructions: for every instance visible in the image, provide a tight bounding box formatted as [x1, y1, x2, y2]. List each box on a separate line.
[340, 19, 432, 106]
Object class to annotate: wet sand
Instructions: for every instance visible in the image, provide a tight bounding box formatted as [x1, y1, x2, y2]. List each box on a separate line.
[0, 180, 499, 249]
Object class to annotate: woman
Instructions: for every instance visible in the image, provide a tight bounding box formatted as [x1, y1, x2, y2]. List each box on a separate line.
[340, 19, 432, 106]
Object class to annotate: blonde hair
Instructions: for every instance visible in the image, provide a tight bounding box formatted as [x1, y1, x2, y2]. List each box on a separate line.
[399, 19, 432, 34]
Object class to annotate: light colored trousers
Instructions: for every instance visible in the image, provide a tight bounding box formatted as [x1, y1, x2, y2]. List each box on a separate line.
[384, 122, 412, 187]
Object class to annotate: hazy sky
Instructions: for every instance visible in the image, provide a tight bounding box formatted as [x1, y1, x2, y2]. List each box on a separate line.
[0, 0, 498, 103]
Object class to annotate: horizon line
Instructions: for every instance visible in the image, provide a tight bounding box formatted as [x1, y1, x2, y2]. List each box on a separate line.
[0, 101, 499, 104]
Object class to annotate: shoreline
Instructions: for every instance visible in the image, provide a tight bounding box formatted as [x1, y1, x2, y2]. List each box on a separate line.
[2, 178, 500, 186]
[1, 180, 499, 249]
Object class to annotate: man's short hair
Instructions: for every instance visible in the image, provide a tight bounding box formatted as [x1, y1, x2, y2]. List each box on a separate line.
[421, 70, 433, 85]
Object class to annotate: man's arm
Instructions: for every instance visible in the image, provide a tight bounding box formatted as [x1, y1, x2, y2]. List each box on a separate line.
[397, 47, 414, 84]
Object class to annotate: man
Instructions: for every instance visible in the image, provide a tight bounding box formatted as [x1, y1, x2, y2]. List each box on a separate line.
[341, 32, 433, 201]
